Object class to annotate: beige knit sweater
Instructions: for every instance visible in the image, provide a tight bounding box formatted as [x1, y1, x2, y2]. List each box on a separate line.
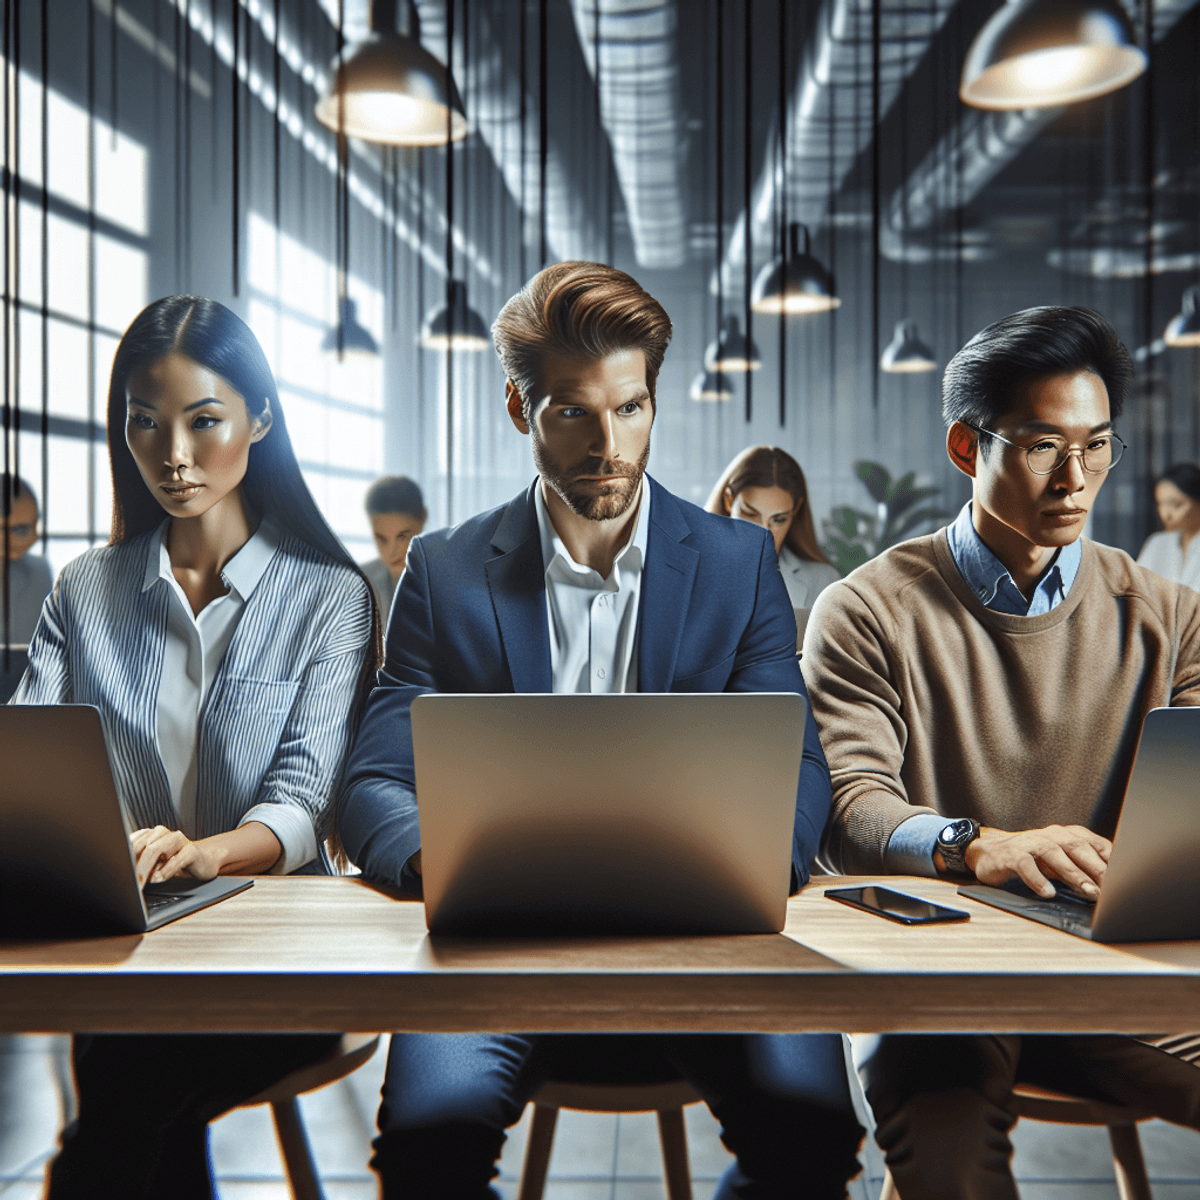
[801, 530, 1200, 876]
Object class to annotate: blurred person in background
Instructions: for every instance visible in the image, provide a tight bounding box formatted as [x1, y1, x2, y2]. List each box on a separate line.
[1, 475, 53, 646]
[363, 475, 427, 615]
[706, 445, 840, 609]
[1138, 463, 1200, 591]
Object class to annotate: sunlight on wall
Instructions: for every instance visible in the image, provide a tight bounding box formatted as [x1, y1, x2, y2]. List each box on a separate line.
[245, 211, 385, 561]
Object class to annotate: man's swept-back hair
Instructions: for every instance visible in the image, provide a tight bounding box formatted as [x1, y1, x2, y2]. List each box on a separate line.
[942, 306, 1133, 454]
[492, 261, 673, 414]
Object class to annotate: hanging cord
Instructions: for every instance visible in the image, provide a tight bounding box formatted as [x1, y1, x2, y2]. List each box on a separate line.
[40, 0, 49, 557]
[870, 0, 881, 424]
[86, 0, 96, 544]
[2, 0, 14, 654]
[714, 0, 724, 359]
[538, 0, 548, 267]
[1141, 0, 1154, 356]
[742, 0, 753, 423]
[273, 0, 282, 235]
[335, 0, 347, 357]
[174, 0, 182, 284]
[416, 147, 426, 489]
[777, 0, 787, 428]
[519, 0, 528, 281]
[445, 0, 456, 523]
[232, 0, 241, 295]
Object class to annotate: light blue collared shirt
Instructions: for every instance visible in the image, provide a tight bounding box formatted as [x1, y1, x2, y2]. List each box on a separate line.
[885, 502, 1083, 875]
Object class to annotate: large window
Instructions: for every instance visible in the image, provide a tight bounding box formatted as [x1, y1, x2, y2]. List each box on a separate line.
[3, 67, 149, 574]
[245, 212, 385, 563]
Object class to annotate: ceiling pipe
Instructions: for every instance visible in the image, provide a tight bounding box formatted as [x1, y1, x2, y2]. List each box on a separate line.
[714, 0, 956, 297]
[414, 0, 603, 264]
[883, 0, 1199, 260]
[569, 0, 689, 270]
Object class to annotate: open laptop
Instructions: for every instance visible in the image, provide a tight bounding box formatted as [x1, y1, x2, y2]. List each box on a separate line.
[0, 705, 251, 936]
[959, 706, 1200, 942]
[411, 693, 806, 935]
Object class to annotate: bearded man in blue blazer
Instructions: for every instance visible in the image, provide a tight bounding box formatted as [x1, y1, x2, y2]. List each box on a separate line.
[338, 261, 863, 1200]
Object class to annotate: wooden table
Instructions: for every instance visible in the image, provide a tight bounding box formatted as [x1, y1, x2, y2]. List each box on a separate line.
[2, 875, 1197, 1034]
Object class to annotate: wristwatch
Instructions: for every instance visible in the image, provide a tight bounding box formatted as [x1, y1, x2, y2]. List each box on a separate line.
[935, 818, 980, 876]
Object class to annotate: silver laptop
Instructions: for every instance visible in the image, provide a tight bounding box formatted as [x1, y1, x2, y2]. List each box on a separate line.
[960, 707, 1200, 942]
[411, 693, 806, 935]
[0, 705, 251, 936]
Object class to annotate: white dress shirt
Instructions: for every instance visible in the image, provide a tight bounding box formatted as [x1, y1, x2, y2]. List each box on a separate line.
[1138, 529, 1200, 592]
[145, 519, 315, 871]
[534, 480, 651, 694]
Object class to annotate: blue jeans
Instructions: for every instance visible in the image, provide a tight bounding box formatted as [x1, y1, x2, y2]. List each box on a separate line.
[373, 1032, 864, 1199]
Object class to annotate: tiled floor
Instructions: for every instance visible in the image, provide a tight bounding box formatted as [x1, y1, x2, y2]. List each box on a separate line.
[2, 1033, 1199, 1198]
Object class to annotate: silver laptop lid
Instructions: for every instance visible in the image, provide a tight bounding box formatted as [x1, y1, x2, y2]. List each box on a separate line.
[0, 705, 149, 934]
[1093, 706, 1200, 942]
[412, 692, 806, 935]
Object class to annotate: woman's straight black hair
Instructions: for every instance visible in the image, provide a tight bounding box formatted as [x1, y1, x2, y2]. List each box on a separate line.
[941, 306, 1134, 454]
[1157, 462, 1200, 503]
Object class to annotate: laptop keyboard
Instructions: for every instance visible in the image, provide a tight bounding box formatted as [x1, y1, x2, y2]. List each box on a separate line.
[1001, 881, 1096, 935]
[144, 890, 188, 913]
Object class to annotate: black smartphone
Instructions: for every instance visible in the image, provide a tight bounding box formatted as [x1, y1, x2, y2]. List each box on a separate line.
[824, 885, 970, 925]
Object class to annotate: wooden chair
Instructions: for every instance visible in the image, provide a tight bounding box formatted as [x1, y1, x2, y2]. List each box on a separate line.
[878, 1083, 1156, 1200]
[236, 1032, 381, 1200]
[518, 1079, 703, 1200]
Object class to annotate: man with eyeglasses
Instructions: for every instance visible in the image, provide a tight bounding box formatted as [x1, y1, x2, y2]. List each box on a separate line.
[2, 475, 52, 647]
[802, 306, 1200, 1200]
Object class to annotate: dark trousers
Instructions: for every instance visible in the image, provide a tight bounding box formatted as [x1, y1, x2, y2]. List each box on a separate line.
[46, 1031, 342, 1200]
[859, 1033, 1200, 1200]
[373, 1032, 865, 1200]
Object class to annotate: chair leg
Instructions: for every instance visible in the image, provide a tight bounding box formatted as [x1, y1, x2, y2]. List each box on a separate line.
[270, 1097, 326, 1200]
[517, 1103, 560, 1200]
[656, 1106, 693, 1200]
[1108, 1123, 1154, 1200]
[878, 1166, 901, 1200]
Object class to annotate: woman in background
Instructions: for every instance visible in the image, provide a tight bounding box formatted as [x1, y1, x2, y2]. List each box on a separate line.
[706, 445, 840, 609]
[14, 295, 377, 1200]
[1138, 463, 1200, 591]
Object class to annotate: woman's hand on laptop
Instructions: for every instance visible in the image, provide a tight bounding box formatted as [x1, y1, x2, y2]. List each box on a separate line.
[964, 825, 1112, 900]
[130, 822, 283, 885]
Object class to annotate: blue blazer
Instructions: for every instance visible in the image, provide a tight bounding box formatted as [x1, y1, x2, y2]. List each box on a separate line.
[338, 476, 832, 892]
[14, 529, 373, 869]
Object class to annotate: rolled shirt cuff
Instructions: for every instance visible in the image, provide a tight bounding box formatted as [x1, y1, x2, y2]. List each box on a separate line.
[239, 803, 319, 875]
[883, 812, 947, 878]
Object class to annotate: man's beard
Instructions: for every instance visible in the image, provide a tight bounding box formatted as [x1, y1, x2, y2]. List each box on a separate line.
[532, 436, 650, 522]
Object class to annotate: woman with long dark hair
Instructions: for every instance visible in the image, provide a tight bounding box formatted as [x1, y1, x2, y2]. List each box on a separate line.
[706, 445, 840, 609]
[1138, 462, 1200, 591]
[14, 296, 378, 1200]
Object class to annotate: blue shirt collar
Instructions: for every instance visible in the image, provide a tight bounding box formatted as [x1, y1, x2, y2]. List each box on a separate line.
[946, 502, 1081, 617]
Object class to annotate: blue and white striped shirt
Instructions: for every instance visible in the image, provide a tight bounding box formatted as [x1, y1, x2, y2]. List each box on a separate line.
[13, 527, 372, 874]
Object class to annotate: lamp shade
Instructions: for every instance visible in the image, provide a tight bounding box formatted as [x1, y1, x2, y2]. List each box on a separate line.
[704, 315, 762, 372]
[315, 0, 468, 146]
[321, 297, 380, 358]
[960, 0, 1146, 110]
[690, 368, 734, 401]
[751, 223, 841, 315]
[420, 279, 490, 351]
[1164, 285, 1200, 348]
[881, 320, 937, 373]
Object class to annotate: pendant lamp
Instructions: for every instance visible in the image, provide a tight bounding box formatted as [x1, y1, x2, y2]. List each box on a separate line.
[751, 223, 841, 314]
[420, 279, 490, 351]
[315, 0, 469, 146]
[1164, 285, 1200, 348]
[880, 319, 937, 373]
[321, 297, 380, 358]
[960, 0, 1146, 110]
[690, 368, 734, 402]
[704, 315, 762, 373]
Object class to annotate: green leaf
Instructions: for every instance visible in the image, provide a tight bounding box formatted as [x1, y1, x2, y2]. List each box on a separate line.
[885, 482, 940, 520]
[891, 505, 951, 540]
[855, 460, 891, 504]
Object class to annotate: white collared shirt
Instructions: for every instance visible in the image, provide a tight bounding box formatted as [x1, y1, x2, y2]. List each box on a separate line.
[534, 480, 650, 694]
[144, 520, 312, 871]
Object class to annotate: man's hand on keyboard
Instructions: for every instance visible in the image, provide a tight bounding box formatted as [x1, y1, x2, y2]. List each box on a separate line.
[964, 824, 1112, 901]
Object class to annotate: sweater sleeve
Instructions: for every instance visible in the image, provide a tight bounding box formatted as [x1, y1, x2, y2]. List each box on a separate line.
[801, 580, 939, 875]
[1171, 583, 1200, 706]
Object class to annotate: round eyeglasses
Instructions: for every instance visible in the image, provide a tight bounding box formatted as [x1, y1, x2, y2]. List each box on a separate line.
[967, 425, 1125, 475]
